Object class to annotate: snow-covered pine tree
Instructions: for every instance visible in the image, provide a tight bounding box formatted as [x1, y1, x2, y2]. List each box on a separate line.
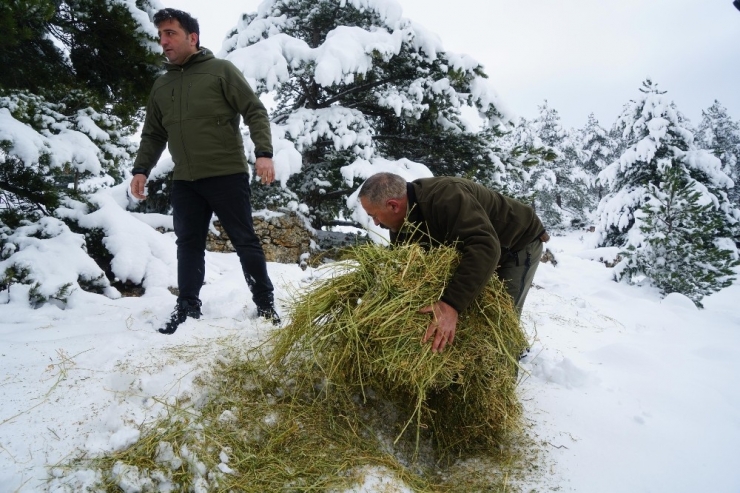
[525, 102, 562, 226]
[559, 128, 592, 227]
[219, 0, 519, 228]
[597, 80, 739, 246]
[527, 101, 589, 228]
[578, 113, 616, 203]
[489, 116, 557, 204]
[0, 0, 161, 304]
[617, 167, 739, 307]
[696, 100, 740, 207]
[596, 79, 740, 305]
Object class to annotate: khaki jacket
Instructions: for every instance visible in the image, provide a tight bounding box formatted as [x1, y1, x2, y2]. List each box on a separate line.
[392, 177, 546, 313]
[133, 48, 272, 180]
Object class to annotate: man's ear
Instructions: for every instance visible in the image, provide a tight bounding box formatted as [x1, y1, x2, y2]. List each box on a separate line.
[386, 199, 401, 212]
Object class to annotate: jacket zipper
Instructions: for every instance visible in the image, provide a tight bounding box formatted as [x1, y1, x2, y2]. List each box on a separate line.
[178, 68, 194, 179]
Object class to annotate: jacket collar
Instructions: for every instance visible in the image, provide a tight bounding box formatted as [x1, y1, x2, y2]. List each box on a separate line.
[406, 181, 423, 224]
[164, 47, 214, 71]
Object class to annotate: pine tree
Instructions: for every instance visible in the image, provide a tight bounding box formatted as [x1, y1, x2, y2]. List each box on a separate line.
[220, 0, 521, 228]
[559, 129, 592, 227]
[597, 79, 740, 305]
[578, 113, 616, 202]
[0, 0, 161, 126]
[696, 100, 740, 207]
[597, 80, 739, 247]
[527, 101, 590, 228]
[617, 167, 739, 307]
[0, 0, 160, 221]
[0, 0, 161, 303]
[466, 116, 554, 204]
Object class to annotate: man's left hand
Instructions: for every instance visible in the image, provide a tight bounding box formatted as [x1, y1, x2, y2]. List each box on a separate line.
[255, 157, 276, 185]
[419, 300, 458, 353]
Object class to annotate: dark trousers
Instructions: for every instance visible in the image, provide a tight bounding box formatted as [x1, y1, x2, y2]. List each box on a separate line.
[170, 173, 273, 306]
[497, 238, 543, 316]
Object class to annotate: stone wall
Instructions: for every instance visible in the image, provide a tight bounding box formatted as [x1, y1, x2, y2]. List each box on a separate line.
[206, 210, 315, 265]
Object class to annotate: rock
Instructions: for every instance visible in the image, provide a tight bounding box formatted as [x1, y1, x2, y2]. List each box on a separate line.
[206, 210, 315, 265]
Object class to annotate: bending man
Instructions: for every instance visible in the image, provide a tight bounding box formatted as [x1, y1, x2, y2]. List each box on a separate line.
[358, 173, 548, 352]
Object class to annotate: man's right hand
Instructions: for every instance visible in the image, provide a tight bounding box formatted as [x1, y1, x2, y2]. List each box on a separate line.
[419, 300, 459, 353]
[130, 174, 147, 200]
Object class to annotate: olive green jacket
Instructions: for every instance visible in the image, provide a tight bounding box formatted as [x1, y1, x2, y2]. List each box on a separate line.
[133, 48, 272, 180]
[392, 177, 546, 313]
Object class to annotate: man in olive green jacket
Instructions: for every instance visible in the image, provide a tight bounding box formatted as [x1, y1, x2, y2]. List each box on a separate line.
[359, 172, 548, 353]
[130, 8, 279, 334]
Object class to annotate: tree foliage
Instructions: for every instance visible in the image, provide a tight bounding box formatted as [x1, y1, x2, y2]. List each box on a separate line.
[221, 0, 544, 228]
[0, 0, 162, 125]
[696, 100, 740, 207]
[616, 167, 739, 307]
[0, 0, 160, 220]
[578, 113, 616, 202]
[0, 0, 161, 304]
[525, 101, 590, 228]
[596, 80, 740, 306]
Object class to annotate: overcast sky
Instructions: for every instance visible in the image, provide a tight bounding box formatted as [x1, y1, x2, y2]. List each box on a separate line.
[167, 0, 739, 130]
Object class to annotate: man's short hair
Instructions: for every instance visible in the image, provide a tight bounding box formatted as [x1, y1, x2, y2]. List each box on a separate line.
[358, 172, 407, 205]
[154, 8, 200, 48]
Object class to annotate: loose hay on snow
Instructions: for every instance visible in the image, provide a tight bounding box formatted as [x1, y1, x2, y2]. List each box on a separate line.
[271, 242, 529, 457]
[63, 242, 534, 492]
[84, 351, 434, 493]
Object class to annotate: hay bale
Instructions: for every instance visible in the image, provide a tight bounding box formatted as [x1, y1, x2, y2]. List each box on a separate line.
[271, 242, 528, 457]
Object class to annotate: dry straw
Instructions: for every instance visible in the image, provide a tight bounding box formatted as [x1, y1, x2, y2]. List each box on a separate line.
[271, 241, 528, 457]
[72, 242, 531, 491]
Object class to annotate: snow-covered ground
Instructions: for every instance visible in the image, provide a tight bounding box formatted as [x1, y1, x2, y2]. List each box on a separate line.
[1, 230, 739, 492]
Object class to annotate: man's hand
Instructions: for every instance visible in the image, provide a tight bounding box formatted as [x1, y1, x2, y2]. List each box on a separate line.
[255, 157, 276, 185]
[130, 174, 147, 200]
[419, 300, 459, 353]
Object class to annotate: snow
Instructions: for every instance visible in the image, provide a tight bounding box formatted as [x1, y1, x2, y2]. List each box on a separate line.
[519, 233, 740, 492]
[112, 0, 164, 51]
[2, 183, 740, 492]
[282, 108, 375, 158]
[221, 0, 513, 126]
[0, 99, 138, 177]
[0, 108, 51, 166]
[2, 2, 739, 490]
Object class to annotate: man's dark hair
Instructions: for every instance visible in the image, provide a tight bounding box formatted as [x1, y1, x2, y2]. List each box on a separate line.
[154, 8, 200, 48]
[358, 172, 407, 205]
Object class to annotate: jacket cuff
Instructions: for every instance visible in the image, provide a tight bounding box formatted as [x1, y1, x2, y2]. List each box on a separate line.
[440, 295, 464, 314]
[132, 167, 149, 177]
[255, 151, 273, 159]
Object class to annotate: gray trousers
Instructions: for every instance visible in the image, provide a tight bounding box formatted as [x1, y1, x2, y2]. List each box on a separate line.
[497, 239, 544, 316]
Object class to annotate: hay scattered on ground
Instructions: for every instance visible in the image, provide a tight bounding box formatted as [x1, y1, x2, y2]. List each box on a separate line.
[82, 350, 535, 492]
[86, 351, 436, 492]
[61, 243, 535, 492]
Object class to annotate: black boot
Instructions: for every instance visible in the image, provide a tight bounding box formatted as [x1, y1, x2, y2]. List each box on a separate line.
[159, 299, 202, 335]
[256, 302, 281, 326]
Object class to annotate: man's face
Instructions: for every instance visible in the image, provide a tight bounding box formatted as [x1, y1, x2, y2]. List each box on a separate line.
[157, 18, 198, 65]
[360, 196, 405, 232]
